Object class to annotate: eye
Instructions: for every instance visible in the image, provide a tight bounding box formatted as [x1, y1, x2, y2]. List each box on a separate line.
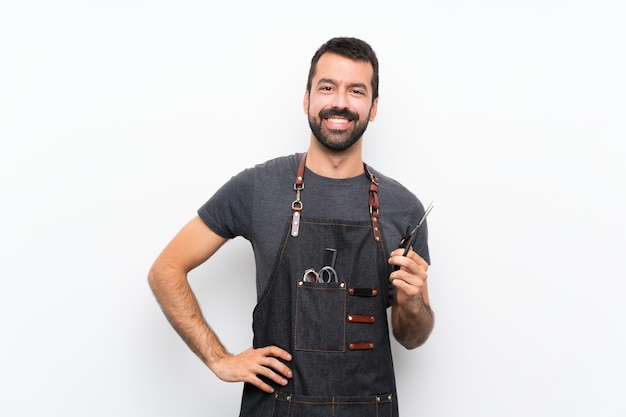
[351, 89, 365, 95]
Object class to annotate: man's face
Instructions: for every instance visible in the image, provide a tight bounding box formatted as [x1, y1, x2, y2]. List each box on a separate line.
[304, 53, 378, 151]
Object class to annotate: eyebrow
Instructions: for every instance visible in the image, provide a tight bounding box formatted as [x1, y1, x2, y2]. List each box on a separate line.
[316, 78, 369, 93]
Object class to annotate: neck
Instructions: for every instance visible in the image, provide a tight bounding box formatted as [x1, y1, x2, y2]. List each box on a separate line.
[305, 137, 364, 178]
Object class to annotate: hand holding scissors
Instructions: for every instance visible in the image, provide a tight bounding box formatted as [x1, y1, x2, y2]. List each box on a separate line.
[390, 201, 433, 311]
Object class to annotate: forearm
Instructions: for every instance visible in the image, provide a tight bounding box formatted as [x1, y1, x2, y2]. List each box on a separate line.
[148, 265, 228, 368]
[391, 293, 434, 350]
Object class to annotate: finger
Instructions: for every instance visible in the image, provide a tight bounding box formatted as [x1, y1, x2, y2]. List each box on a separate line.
[391, 267, 426, 288]
[390, 275, 421, 299]
[255, 359, 291, 386]
[253, 346, 293, 381]
[388, 252, 410, 271]
[407, 249, 429, 271]
[259, 355, 293, 380]
[249, 375, 277, 394]
[390, 262, 426, 290]
[394, 249, 428, 279]
[260, 345, 293, 362]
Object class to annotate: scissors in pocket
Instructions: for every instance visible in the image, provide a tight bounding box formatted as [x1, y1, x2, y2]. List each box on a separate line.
[303, 266, 338, 283]
[303, 248, 339, 283]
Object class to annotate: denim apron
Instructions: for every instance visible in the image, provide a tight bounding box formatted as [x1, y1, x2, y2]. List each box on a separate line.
[239, 154, 399, 417]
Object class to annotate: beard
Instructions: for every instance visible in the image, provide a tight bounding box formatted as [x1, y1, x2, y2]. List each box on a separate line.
[308, 107, 371, 151]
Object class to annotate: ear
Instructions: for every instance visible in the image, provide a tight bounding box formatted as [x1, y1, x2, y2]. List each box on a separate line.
[369, 97, 379, 121]
[303, 90, 310, 114]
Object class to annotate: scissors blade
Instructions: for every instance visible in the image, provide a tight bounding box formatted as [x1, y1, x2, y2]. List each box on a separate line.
[401, 201, 434, 256]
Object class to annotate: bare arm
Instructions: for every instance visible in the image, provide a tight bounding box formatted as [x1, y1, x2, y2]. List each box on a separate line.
[148, 216, 292, 392]
[388, 247, 435, 349]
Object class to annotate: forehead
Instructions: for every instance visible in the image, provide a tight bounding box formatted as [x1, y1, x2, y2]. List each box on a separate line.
[312, 52, 374, 88]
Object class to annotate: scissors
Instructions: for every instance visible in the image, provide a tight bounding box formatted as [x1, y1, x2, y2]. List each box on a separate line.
[303, 266, 338, 283]
[302, 248, 338, 283]
[398, 201, 434, 257]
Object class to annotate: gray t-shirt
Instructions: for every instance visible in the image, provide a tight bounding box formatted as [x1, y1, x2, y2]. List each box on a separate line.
[198, 153, 430, 299]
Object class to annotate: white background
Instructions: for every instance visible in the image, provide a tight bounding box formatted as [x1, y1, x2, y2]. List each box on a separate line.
[1, 1, 625, 416]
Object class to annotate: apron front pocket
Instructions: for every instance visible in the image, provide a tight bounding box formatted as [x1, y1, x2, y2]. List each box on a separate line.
[272, 391, 393, 417]
[294, 281, 346, 352]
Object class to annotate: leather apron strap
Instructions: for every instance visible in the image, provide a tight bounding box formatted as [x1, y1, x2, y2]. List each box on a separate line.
[290, 152, 382, 242]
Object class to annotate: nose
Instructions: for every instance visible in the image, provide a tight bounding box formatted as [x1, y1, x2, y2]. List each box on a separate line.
[331, 90, 349, 109]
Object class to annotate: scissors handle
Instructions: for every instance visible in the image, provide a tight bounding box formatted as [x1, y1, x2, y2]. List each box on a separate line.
[318, 266, 338, 283]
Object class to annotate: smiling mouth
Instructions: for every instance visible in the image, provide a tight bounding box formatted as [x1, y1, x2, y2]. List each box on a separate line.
[324, 116, 352, 130]
[327, 116, 350, 124]
[319, 108, 359, 123]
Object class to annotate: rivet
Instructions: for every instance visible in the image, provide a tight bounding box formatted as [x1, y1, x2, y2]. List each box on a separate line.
[388, 395, 392, 400]
[340, 283, 345, 288]
[376, 396, 381, 402]
[298, 281, 303, 286]
[348, 315, 353, 321]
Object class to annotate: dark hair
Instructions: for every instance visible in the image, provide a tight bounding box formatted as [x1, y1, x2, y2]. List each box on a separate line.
[306, 37, 379, 101]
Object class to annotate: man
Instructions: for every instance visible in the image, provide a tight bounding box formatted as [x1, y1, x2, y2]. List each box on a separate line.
[148, 37, 434, 416]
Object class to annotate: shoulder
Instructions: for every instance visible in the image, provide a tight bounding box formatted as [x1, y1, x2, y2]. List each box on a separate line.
[243, 153, 302, 177]
[366, 165, 429, 258]
[221, 153, 302, 192]
[198, 153, 303, 239]
[367, 165, 421, 209]
[234, 153, 303, 198]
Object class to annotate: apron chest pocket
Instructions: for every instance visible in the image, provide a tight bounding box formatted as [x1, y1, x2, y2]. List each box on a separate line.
[294, 281, 346, 352]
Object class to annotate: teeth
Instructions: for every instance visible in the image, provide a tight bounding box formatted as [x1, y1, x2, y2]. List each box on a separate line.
[328, 117, 348, 124]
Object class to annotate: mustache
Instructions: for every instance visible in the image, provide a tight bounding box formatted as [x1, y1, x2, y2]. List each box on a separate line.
[319, 108, 359, 121]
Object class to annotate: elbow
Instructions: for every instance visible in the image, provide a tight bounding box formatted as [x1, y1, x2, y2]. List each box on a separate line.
[393, 329, 430, 350]
[399, 334, 430, 350]
[147, 265, 159, 291]
[147, 261, 188, 296]
[392, 306, 435, 350]
[147, 262, 169, 294]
